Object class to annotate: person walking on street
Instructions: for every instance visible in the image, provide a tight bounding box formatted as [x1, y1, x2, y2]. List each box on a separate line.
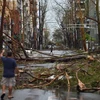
[0, 50, 19, 100]
[50, 44, 53, 55]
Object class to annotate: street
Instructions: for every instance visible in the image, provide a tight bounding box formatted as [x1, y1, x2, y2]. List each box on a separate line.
[1, 89, 100, 100]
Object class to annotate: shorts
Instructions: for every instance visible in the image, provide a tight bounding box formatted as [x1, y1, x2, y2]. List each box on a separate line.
[1, 77, 16, 86]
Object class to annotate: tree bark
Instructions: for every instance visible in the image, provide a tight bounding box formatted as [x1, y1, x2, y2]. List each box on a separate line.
[0, 0, 6, 50]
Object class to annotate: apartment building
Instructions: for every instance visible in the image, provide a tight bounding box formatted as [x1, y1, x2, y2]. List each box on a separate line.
[0, 0, 20, 40]
[19, 0, 38, 49]
[21, 0, 32, 48]
[74, 0, 85, 23]
[0, 0, 38, 49]
[88, 0, 98, 44]
[70, 0, 99, 49]
[68, 0, 86, 49]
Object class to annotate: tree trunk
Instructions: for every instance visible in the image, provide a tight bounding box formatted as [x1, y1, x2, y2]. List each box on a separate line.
[0, 0, 6, 50]
[32, 0, 37, 49]
[78, 0, 87, 51]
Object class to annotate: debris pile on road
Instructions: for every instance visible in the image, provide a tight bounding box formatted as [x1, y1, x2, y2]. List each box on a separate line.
[15, 58, 100, 93]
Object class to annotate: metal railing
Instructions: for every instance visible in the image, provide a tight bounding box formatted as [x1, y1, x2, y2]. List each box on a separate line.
[65, 24, 97, 29]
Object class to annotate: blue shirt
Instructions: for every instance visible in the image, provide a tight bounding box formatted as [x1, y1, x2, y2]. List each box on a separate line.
[1, 57, 17, 78]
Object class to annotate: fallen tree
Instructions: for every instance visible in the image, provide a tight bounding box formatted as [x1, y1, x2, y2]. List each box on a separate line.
[3, 32, 29, 58]
[15, 59, 100, 93]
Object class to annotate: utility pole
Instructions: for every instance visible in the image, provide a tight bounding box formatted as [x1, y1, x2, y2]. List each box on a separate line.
[0, 0, 6, 50]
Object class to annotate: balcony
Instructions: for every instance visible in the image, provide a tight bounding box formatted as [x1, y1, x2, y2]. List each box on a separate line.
[76, 8, 85, 11]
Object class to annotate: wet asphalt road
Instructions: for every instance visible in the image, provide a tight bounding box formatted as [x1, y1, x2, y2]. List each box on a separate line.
[1, 89, 100, 100]
[1, 50, 100, 100]
[0, 89, 58, 100]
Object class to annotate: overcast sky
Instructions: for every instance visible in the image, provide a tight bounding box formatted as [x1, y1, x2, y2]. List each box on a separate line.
[46, 0, 59, 35]
[46, 0, 66, 39]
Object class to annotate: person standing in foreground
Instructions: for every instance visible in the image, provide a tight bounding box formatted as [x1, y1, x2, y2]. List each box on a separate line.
[0, 50, 19, 100]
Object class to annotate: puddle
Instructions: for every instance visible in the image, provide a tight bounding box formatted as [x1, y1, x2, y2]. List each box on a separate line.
[18, 63, 56, 69]
[2, 89, 99, 100]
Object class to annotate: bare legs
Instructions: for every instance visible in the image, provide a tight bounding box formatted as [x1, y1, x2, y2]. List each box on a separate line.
[8, 86, 13, 98]
[2, 85, 6, 94]
[1, 85, 6, 100]
[1, 85, 13, 99]
[1, 77, 15, 99]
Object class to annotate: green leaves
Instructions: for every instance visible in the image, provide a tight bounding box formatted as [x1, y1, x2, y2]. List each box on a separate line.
[85, 33, 95, 41]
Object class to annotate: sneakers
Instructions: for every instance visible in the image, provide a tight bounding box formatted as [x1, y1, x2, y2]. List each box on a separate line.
[1, 93, 5, 100]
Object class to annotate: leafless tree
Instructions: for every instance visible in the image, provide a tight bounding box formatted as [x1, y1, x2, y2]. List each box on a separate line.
[52, 0, 75, 48]
[39, 0, 48, 49]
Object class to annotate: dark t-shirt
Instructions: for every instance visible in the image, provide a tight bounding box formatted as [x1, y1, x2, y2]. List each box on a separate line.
[1, 57, 17, 78]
